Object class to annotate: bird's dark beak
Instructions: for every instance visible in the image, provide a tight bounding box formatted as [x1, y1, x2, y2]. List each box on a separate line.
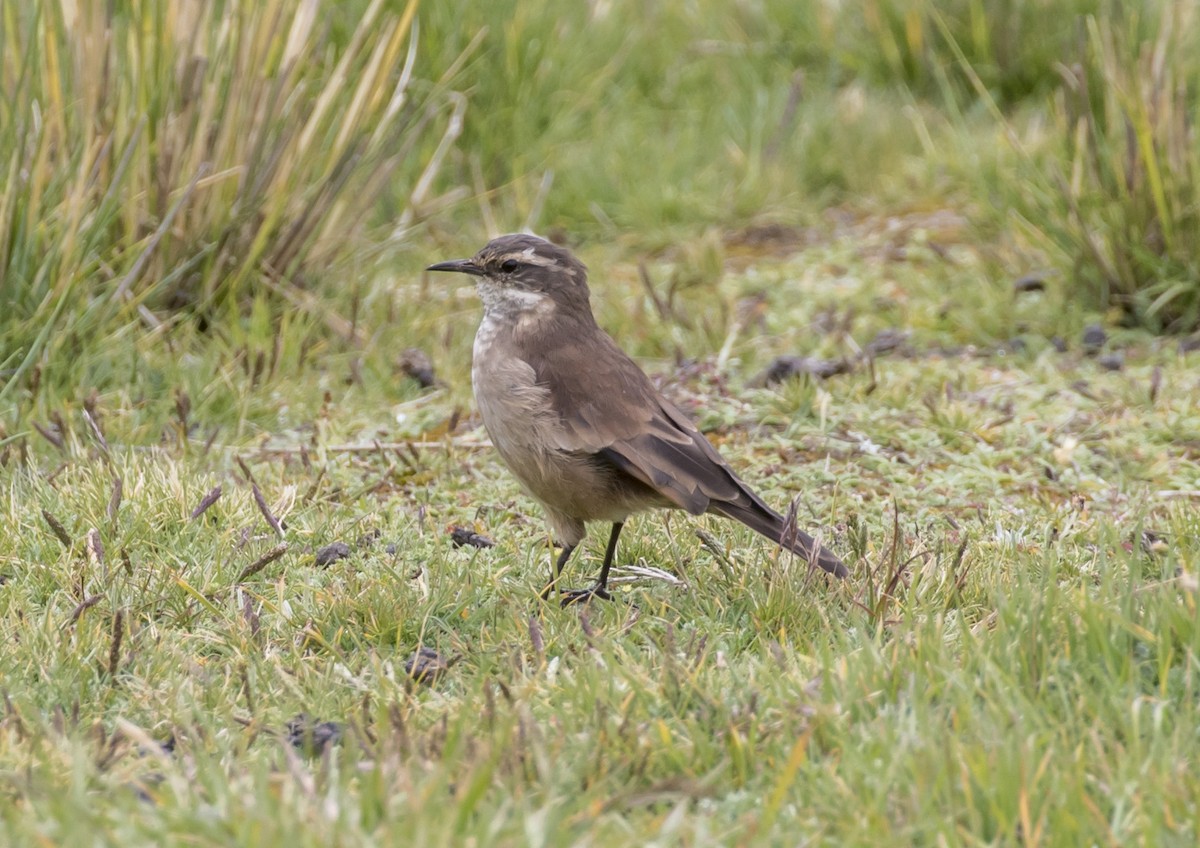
[426, 258, 484, 277]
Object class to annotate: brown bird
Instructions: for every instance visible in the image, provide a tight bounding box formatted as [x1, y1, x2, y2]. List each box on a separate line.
[428, 234, 847, 604]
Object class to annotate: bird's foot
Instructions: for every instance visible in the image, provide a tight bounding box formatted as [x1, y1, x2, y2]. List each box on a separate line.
[558, 584, 613, 607]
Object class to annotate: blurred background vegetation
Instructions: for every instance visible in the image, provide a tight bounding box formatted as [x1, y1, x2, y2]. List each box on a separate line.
[2, 0, 1199, 406]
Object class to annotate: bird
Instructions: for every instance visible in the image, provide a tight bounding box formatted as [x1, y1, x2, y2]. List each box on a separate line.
[428, 234, 847, 604]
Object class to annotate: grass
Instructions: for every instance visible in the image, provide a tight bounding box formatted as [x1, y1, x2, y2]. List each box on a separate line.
[415, 0, 953, 239]
[0, 0, 446, 396]
[2, 0, 1200, 844]
[3, 220, 1199, 844]
[1001, 3, 1200, 331]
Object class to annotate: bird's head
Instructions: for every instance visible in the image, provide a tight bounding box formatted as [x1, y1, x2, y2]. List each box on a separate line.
[427, 234, 591, 318]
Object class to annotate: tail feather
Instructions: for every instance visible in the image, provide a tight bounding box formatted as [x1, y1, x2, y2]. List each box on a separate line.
[711, 500, 848, 578]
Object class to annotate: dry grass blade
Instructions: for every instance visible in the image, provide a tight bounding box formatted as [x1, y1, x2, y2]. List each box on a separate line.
[107, 477, 123, 526]
[950, 537, 972, 596]
[607, 564, 688, 588]
[250, 483, 285, 540]
[32, 423, 64, 451]
[66, 594, 103, 627]
[638, 262, 672, 323]
[695, 527, 736, 582]
[392, 92, 467, 237]
[527, 614, 544, 660]
[190, 486, 223, 520]
[81, 409, 109, 454]
[235, 457, 284, 538]
[236, 543, 289, 583]
[86, 528, 106, 578]
[42, 510, 73, 550]
[242, 593, 262, 639]
[235, 457, 258, 487]
[108, 609, 124, 678]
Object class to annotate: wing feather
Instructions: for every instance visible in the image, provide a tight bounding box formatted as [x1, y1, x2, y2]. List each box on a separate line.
[529, 320, 763, 514]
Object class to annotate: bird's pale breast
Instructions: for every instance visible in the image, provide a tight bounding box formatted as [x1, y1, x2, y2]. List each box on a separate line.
[471, 315, 655, 525]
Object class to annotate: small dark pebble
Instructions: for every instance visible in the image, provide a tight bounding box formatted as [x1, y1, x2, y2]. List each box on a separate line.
[1097, 352, 1124, 371]
[314, 541, 352, 567]
[1179, 335, 1200, 354]
[1082, 323, 1106, 353]
[1013, 273, 1047, 294]
[1050, 336, 1068, 353]
[398, 348, 436, 388]
[405, 646, 452, 684]
[286, 714, 344, 755]
[755, 355, 851, 386]
[450, 526, 495, 549]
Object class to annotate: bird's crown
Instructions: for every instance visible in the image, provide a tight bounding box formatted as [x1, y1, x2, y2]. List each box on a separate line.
[470, 234, 587, 282]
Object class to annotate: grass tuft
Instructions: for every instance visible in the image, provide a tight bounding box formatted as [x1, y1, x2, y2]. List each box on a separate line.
[0, 0, 450, 398]
[844, 0, 1111, 107]
[1006, 3, 1200, 331]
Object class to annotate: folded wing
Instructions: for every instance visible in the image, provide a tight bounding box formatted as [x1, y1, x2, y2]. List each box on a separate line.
[527, 322, 848, 577]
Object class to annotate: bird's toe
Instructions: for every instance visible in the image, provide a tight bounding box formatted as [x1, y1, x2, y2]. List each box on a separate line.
[558, 584, 613, 607]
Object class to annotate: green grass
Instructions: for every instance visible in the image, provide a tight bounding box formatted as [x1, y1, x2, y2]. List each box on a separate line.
[0, 0, 439, 396]
[999, 4, 1200, 331]
[3, 222, 1199, 844]
[3, 0, 1200, 843]
[415, 0, 950, 239]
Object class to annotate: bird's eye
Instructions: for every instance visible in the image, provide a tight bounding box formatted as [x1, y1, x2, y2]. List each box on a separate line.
[499, 259, 519, 274]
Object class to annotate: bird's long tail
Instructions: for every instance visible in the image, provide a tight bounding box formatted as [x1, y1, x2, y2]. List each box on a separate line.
[711, 500, 848, 578]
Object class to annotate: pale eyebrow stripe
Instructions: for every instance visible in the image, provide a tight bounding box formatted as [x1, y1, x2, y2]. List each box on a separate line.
[496, 249, 556, 268]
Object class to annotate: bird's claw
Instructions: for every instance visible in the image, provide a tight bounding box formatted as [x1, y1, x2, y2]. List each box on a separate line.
[558, 584, 613, 607]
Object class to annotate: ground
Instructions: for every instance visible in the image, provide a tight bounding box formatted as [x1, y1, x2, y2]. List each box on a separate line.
[2, 215, 1197, 845]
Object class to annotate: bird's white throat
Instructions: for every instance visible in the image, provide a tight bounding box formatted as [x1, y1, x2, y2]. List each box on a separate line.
[475, 279, 552, 318]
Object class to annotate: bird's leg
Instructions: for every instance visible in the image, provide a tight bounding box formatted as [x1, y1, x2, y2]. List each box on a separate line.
[560, 522, 623, 607]
[539, 543, 576, 601]
[594, 521, 623, 592]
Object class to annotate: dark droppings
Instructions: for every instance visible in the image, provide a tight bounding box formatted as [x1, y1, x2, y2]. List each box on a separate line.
[405, 646, 453, 684]
[1082, 323, 1107, 353]
[315, 541, 352, 567]
[449, 526, 495, 549]
[1013, 273, 1048, 293]
[398, 347, 437, 388]
[286, 714, 344, 756]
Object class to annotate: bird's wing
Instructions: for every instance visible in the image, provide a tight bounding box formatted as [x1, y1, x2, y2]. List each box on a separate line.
[527, 321, 848, 577]
[529, 325, 761, 516]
